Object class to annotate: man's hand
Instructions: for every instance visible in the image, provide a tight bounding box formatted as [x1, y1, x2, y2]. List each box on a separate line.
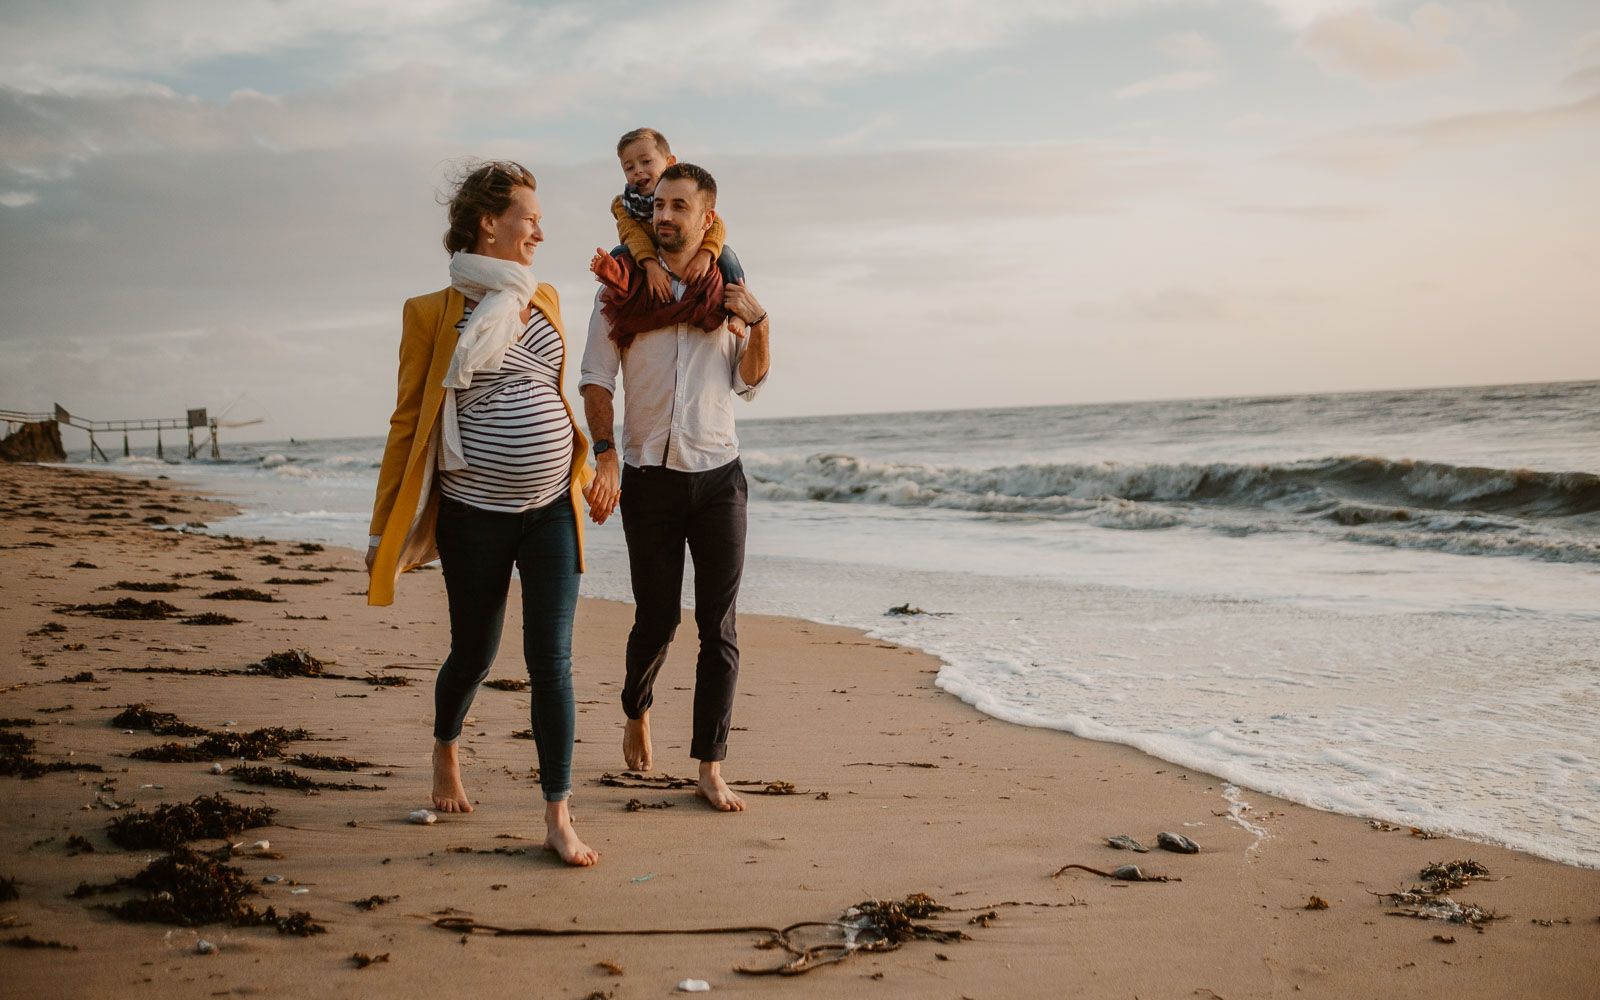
[724, 280, 764, 329]
[641, 259, 672, 303]
[684, 248, 715, 283]
[364, 545, 378, 573]
[584, 452, 621, 525]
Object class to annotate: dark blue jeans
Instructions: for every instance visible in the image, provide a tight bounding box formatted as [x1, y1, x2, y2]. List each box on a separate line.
[434, 492, 580, 801]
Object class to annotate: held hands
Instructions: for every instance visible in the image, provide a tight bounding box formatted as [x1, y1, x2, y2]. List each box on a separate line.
[641, 259, 672, 303]
[583, 453, 621, 525]
[723, 280, 765, 339]
[364, 545, 377, 573]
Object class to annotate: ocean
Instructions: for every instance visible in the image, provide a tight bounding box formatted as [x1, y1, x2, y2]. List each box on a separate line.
[68, 380, 1600, 868]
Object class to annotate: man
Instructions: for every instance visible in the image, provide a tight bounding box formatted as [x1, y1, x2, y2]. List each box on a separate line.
[579, 162, 770, 812]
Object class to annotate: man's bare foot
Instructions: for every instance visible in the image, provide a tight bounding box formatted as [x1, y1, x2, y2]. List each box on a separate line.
[623, 713, 652, 771]
[431, 741, 473, 813]
[542, 799, 598, 867]
[694, 760, 746, 812]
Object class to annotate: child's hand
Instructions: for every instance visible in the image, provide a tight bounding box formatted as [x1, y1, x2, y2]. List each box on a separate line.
[641, 259, 672, 303]
[685, 248, 715, 283]
[590, 249, 627, 293]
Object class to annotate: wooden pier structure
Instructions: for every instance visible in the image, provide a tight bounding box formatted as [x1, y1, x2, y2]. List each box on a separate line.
[1, 404, 260, 462]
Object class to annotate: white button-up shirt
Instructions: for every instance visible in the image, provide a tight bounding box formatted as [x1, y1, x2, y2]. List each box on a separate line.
[578, 278, 765, 473]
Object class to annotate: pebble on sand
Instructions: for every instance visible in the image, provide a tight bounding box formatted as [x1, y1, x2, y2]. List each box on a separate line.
[409, 809, 437, 825]
[677, 980, 711, 993]
[1157, 831, 1200, 854]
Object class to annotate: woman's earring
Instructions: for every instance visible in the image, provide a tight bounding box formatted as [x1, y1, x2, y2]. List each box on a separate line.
[487, 234, 496, 244]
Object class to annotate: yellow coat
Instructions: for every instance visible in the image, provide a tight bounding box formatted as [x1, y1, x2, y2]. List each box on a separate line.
[366, 284, 593, 607]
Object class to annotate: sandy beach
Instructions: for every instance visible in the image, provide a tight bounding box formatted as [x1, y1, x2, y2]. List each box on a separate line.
[2, 463, 1597, 999]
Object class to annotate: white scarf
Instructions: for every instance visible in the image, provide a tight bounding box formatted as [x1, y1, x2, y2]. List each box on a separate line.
[439, 251, 538, 471]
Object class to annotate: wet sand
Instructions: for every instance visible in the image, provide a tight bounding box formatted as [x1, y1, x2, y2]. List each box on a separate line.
[2, 463, 1597, 999]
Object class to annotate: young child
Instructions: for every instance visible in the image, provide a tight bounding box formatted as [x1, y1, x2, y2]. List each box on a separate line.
[593, 127, 746, 331]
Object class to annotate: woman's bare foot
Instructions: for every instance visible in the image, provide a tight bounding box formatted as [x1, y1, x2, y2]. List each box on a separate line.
[694, 760, 746, 812]
[431, 741, 473, 813]
[542, 799, 598, 867]
[623, 713, 652, 771]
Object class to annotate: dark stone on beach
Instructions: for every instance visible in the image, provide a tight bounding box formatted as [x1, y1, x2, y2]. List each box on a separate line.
[1107, 835, 1149, 853]
[0, 421, 66, 463]
[1157, 831, 1200, 854]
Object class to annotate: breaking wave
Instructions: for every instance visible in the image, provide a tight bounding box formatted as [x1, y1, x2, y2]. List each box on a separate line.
[743, 453, 1600, 563]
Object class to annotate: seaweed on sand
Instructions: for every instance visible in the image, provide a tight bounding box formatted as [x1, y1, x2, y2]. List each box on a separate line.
[105, 793, 277, 850]
[280, 753, 377, 772]
[109, 665, 237, 676]
[129, 726, 310, 762]
[98, 846, 325, 935]
[263, 577, 329, 585]
[0, 729, 104, 778]
[226, 765, 385, 791]
[101, 580, 184, 593]
[203, 588, 279, 603]
[0, 875, 18, 901]
[111, 703, 210, 737]
[5, 936, 77, 950]
[431, 892, 1039, 977]
[1051, 863, 1180, 883]
[58, 598, 180, 620]
[482, 678, 528, 692]
[362, 672, 410, 687]
[598, 771, 816, 796]
[246, 649, 332, 678]
[1373, 858, 1503, 929]
[182, 613, 241, 626]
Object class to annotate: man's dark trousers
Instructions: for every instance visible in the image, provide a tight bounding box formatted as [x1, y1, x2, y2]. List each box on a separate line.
[619, 458, 747, 762]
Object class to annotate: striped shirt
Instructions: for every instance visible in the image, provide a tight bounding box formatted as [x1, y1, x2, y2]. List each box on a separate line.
[438, 304, 575, 513]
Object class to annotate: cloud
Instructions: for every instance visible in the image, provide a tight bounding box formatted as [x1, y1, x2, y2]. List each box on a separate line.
[1280, 86, 1600, 170]
[1228, 202, 1374, 220]
[1159, 31, 1221, 67]
[3, 0, 1183, 97]
[1301, 3, 1467, 83]
[1115, 70, 1220, 99]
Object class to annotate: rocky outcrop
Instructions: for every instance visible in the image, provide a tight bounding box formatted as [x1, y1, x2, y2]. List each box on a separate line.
[0, 421, 67, 463]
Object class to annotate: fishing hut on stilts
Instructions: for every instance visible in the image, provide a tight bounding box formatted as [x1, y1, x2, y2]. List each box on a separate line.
[0, 404, 260, 463]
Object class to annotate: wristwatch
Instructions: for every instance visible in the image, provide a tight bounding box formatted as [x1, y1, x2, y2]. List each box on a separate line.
[594, 439, 613, 456]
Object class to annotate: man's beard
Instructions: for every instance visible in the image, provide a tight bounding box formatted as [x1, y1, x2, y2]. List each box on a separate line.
[654, 224, 687, 253]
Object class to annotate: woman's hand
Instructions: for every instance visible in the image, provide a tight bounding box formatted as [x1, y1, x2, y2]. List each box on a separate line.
[364, 545, 378, 573]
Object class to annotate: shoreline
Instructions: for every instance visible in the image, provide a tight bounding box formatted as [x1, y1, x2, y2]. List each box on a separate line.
[3, 463, 1597, 998]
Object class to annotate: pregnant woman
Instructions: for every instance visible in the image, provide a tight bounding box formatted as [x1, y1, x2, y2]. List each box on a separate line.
[366, 160, 599, 866]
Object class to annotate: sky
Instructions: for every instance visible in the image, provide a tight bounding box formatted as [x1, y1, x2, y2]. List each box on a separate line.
[0, 0, 1596, 442]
